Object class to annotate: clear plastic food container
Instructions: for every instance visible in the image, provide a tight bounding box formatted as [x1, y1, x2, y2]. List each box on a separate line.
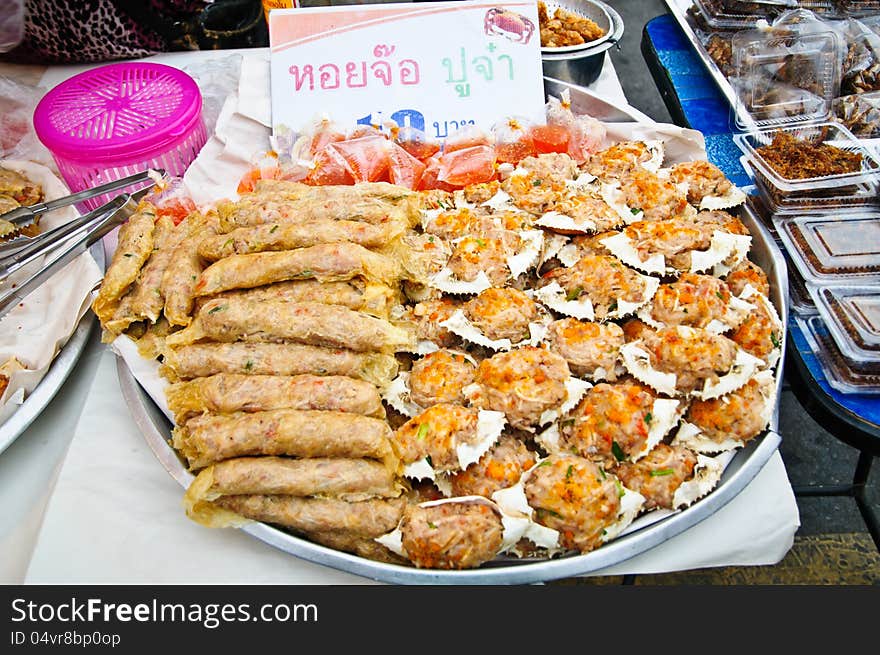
[692, 0, 767, 30]
[797, 314, 880, 394]
[734, 121, 880, 195]
[774, 212, 880, 284]
[786, 252, 818, 314]
[809, 283, 880, 362]
[752, 170, 879, 213]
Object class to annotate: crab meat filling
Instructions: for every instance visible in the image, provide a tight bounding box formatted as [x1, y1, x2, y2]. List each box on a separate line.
[524, 455, 621, 553]
[667, 160, 734, 207]
[518, 153, 579, 181]
[446, 231, 521, 286]
[501, 170, 567, 215]
[462, 287, 541, 343]
[542, 193, 623, 234]
[644, 273, 738, 331]
[729, 295, 783, 365]
[558, 381, 663, 467]
[725, 259, 770, 298]
[638, 327, 739, 395]
[539, 254, 653, 321]
[423, 206, 491, 240]
[394, 404, 485, 475]
[615, 443, 698, 510]
[447, 434, 537, 499]
[613, 218, 706, 272]
[544, 318, 624, 380]
[617, 169, 690, 222]
[463, 181, 501, 205]
[408, 298, 461, 349]
[686, 376, 772, 445]
[420, 190, 454, 211]
[400, 501, 504, 569]
[621, 317, 656, 343]
[409, 350, 477, 408]
[468, 347, 570, 430]
[556, 231, 617, 267]
[586, 140, 662, 179]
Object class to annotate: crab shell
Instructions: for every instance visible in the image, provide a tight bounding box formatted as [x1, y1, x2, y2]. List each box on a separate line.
[738, 283, 784, 369]
[619, 329, 765, 400]
[374, 495, 529, 557]
[536, 396, 682, 463]
[600, 182, 644, 225]
[656, 166, 747, 212]
[672, 369, 777, 453]
[636, 291, 756, 335]
[537, 376, 593, 426]
[671, 452, 729, 509]
[402, 409, 507, 481]
[428, 229, 544, 295]
[532, 274, 660, 322]
[600, 229, 753, 278]
[491, 458, 646, 551]
[440, 307, 550, 352]
[383, 350, 480, 417]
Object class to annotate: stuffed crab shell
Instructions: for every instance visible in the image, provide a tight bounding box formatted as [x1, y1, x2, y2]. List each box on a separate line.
[543, 318, 624, 381]
[534, 254, 659, 322]
[600, 216, 751, 277]
[405, 297, 462, 351]
[728, 285, 783, 369]
[377, 497, 505, 569]
[638, 273, 754, 334]
[422, 206, 492, 240]
[677, 369, 776, 453]
[540, 381, 680, 468]
[447, 433, 537, 499]
[724, 259, 770, 298]
[615, 443, 720, 511]
[537, 190, 624, 236]
[522, 455, 643, 553]
[384, 350, 476, 417]
[666, 160, 746, 211]
[621, 326, 763, 399]
[432, 229, 543, 294]
[464, 347, 586, 431]
[441, 286, 547, 350]
[586, 140, 664, 179]
[615, 168, 691, 223]
[392, 404, 506, 480]
[500, 168, 567, 215]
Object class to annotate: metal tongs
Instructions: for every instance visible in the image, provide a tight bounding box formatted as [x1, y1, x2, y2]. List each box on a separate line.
[0, 170, 164, 321]
[0, 169, 161, 235]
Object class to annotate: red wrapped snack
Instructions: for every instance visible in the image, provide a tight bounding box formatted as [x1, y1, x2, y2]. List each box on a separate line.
[332, 135, 391, 183]
[437, 145, 498, 187]
[493, 117, 536, 164]
[388, 142, 427, 189]
[307, 144, 355, 185]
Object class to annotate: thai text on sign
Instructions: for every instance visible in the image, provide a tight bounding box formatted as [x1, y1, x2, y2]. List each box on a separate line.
[268, 1, 546, 140]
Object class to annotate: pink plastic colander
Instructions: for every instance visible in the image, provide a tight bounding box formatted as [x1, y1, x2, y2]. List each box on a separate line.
[34, 62, 207, 210]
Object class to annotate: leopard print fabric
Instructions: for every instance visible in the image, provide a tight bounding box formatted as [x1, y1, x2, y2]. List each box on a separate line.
[2, 0, 207, 65]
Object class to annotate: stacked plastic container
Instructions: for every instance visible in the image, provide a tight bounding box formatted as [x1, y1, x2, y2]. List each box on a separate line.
[729, 16, 880, 392]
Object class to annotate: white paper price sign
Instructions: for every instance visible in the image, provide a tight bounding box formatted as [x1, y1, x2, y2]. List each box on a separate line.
[268, 0, 546, 140]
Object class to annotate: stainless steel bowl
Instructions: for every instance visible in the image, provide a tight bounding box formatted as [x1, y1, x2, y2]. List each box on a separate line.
[541, 0, 624, 87]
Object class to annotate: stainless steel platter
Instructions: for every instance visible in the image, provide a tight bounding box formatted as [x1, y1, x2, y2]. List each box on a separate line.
[0, 243, 104, 456]
[117, 78, 789, 584]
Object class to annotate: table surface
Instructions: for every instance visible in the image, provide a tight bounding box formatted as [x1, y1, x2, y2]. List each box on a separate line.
[0, 48, 800, 584]
[642, 12, 880, 455]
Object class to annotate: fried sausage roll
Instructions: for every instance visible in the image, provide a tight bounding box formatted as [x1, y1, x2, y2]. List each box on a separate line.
[172, 409, 396, 470]
[162, 342, 398, 386]
[193, 242, 402, 296]
[197, 218, 405, 260]
[166, 373, 385, 423]
[165, 299, 415, 353]
[92, 203, 156, 324]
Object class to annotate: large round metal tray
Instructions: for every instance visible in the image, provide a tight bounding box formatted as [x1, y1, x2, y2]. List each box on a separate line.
[0, 244, 103, 456]
[117, 81, 789, 584]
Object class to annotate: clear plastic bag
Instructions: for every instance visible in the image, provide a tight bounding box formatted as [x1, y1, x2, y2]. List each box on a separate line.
[0, 0, 24, 54]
